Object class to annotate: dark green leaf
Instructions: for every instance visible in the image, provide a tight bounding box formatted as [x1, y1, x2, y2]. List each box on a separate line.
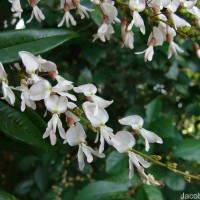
[165, 173, 185, 191]
[78, 67, 93, 85]
[106, 151, 127, 175]
[165, 62, 179, 80]
[146, 98, 162, 123]
[75, 181, 128, 200]
[0, 100, 52, 152]
[82, 45, 107, 67]
[143, 185, 164, 200]
[14, 180, 34, 195]
[0, 190, 19, 200]
[149, 117, 175, 138]
[174, 138, 200, 162]
[0, 29, 78, 64]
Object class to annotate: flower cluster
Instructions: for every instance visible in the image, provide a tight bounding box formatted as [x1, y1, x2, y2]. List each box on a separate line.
[0, 51, 163, 185]
[8, 0, 200, 61]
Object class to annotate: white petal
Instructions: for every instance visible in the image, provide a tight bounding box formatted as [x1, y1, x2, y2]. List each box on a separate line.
[50, 130, 57, 145]
[129, 158, 134, 179]
[81, 144, 93, 163]
[111, 131, 135, 153]
[128, 151, 140, 169]
[83, 102, 109, 127]
[78, 145, 85, 171]
[68, 102, 77, 109]
[118, 115, 144, 129]
[140, 128, 163, 143]
[171, 13, 191, 29]
[66, 122, 86, 146]
[140, 128, 163, 151]
[91, 95, 113, 108]
[66, 111, 80, 123]
[29, 80, 51, 101]
[57, 117, 66, 139]
[82, 143, 105, 162]
[100, 126, 114, 145]
[73, 84, 97, 96]
[99, 133, 105, 153]
[19, 51, 39, 74]
[0, 63, 7, 80]
[135, 154, 151, 168]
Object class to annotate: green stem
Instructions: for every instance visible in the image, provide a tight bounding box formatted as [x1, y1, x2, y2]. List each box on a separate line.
[132, 149, 200, 181]
[70, 107, 200, 182]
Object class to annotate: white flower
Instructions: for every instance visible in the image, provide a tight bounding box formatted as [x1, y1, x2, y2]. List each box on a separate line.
[37, 55, 57, 73]
[111, 131, 151, 179]
[65, 122, 105, 170]
[137, 45, 154, 62]
[28, 76, 76, 101]
[93, 23, 114, 42]
[74, 84, 113, 113]
[121, 23, 134, 49]
[170, 13, 191, 30]
[27, 0, 45, 23]
[19, 51, 57, 75]
[128, 11, 145, 34]
[168, 41, 184, 58]
[43, 95, 68, 145]
[0, 63, 8, 82]
[0, 63, 15, 105]
[167, 0, 180, 12]
[83, 101, 114, 153]
[65, 110, 80, 127]
[136, 27, 164, 62]
[9, 0, 23, 18]
[14, 79, 36, 111]
[129, 0, 146, 12]
[181, 0, 197, 9]
[77, 4, 94, 19]
[148, 0, 171, 10]
[119, 115, 163, 151]
[29, 79, 52, 101]
[166, 26, 184, 58]
[1, 82, 16, 106]
[101, 3, 118, 24]
[19, 51, 40, 74]
[58, 11, 76, 28]
[58, 1, 76, 27]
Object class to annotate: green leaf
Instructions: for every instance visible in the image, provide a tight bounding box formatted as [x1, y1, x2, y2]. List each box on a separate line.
[78, 67, 93, 85]
[149, 117, 175, 138]
[82, 45, 107, 67]
[15, 180, 34, 195]
[106, 151, 127, 175]
[0, 29, 79, 64]
[75, 181, 127, 200]
[146, 98, 162, 123]
[0, 190, 19, 200]
[174, 138, 200, 162]
[165, 173, 185, 191]
[165, 62, 179, 80]
[0, 100, 52, 152]
[143, 185, 164, 200]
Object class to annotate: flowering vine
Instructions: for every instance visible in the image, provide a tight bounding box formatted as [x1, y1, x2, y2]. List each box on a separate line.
[8, 0, 200, 61]
[0, 51, 200, 187]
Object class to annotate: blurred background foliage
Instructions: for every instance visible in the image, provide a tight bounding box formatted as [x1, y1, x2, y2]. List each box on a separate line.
[0, 0, 200, 199]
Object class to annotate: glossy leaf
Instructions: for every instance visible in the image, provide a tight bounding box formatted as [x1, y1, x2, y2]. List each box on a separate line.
[146, 98, 162, 123]
[106, 151, 127, 175]
[0, 190, 19, 200]
[0, 100, 52, 152]
[174, 138, 200, 162]
[75, 181, 127, 200]
[0, 29, 79, 64]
